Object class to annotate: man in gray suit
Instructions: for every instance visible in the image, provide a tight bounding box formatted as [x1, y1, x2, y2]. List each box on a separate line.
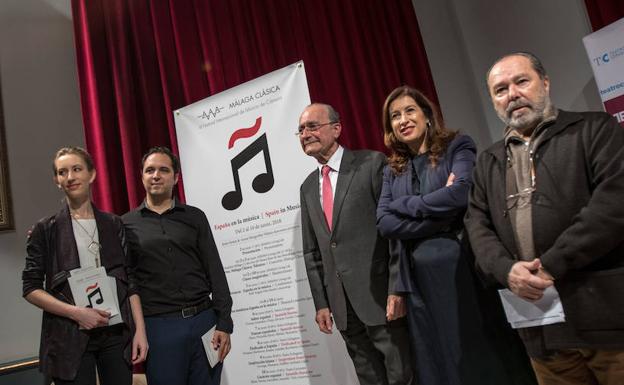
[298, 103, 414, 385]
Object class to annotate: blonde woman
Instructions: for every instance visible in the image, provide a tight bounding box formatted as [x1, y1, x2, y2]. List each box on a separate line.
[22, 147, 147, 384]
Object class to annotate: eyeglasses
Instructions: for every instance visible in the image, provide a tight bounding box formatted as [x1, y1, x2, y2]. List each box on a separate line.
[295, 121, 337, 136]
[505, 187, 535, 212]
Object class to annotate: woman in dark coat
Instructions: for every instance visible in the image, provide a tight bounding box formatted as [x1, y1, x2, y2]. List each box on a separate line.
[376, 86, 536, 385]
[22, 147, 148, 384]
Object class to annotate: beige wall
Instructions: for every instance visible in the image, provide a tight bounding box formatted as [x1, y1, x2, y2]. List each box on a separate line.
[413, 0, 603, 148]
[0, 0, 83, 363]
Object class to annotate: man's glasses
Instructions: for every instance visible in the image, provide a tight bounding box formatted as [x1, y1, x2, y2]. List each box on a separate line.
[296, 121, 337, 136]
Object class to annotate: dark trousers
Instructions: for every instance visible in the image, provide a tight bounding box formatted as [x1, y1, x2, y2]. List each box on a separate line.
[53, 325, 131, 385]
[145, 308, 222, 385]
[340, 296, 415, 385]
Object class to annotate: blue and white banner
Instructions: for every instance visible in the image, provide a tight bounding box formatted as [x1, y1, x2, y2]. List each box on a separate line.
[174, 62, 358, 385]
[583, 17, 624, 126]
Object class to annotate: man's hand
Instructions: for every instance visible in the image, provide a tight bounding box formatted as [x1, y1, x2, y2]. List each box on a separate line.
[315, 308, 333, 334]
[211, 330, 231, 362]
[536, 266, 554, 281]
[386, 295, 406, 321]
[446, 172, 456, 187]
[508, 259, 554, 301]
[71, 307, 110, 329]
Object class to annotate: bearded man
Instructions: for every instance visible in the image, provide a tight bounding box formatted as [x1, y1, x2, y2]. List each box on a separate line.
[465, 52, 624, 385]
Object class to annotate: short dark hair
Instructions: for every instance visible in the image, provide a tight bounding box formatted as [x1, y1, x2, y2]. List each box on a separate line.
[53, 146, 94, 175]
[141, 146, 180, 174]
[486, 51, 548, 84]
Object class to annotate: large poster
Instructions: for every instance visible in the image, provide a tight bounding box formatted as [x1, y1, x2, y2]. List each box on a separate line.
[174, 62, 358, 385]
[583, 17, 624, 127]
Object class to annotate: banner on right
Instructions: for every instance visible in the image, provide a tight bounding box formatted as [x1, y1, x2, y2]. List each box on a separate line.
[583, 18, 624, 127]
[583, 17, 624, 127]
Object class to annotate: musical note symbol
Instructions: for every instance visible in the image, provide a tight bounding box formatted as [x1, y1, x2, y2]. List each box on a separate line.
[86, 287, 104, 308]
[222, 133, 274, 210]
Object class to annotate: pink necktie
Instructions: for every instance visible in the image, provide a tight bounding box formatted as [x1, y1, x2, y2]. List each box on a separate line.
[322, 165, 333, 230]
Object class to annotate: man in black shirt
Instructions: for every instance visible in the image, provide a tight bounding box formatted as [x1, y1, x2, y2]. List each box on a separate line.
[123, 146, 232, 385]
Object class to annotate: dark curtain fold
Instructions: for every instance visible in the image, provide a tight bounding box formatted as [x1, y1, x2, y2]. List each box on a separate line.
[584, 0, 624, 30]
[71, 0, 438, 214]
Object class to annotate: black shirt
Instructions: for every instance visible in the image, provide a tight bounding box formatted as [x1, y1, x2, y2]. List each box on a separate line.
[122, 199, 233, 333]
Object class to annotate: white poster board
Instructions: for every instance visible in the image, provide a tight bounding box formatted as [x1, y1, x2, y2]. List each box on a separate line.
[583, 17, 624, 126]
[174, 62, 358, 385]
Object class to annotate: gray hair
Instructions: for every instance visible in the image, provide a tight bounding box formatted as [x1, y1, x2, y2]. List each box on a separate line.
[307, 103, 341, 123]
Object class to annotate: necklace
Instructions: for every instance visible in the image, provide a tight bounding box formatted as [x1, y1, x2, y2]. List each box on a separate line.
[71, 214, 101, 266]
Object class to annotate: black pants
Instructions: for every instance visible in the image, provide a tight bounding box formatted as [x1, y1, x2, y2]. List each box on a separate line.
[54, 325, 131, 385]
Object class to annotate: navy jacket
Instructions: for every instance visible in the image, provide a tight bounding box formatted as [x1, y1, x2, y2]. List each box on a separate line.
[377, 134, 476, 292]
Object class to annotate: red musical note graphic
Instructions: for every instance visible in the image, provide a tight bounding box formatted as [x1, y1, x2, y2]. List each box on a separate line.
[85, 282, 99, 292]
[228, 117, 262, 149]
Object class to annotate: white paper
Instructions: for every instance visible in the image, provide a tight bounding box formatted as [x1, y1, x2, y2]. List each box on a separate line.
[201, 325, 220, 367]
[498, 286, 566, 329]
[68, 266, 120, 318]
[107, 277, 123, 326]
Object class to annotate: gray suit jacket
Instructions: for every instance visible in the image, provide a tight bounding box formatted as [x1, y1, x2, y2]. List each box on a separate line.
[300, 149, 397, 330]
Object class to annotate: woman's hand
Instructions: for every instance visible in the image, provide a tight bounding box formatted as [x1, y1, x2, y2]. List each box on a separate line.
[386, 294, 407, 321]
[446, 172, 456, 186]
[71, 306, 110, 329]
[128, 294, 148, 363]
[132, 327, 149, 364]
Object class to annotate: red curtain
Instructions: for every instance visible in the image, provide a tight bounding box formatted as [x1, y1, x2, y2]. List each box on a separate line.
[584, 0, 624, 30]
[72, 0, 438, 215]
